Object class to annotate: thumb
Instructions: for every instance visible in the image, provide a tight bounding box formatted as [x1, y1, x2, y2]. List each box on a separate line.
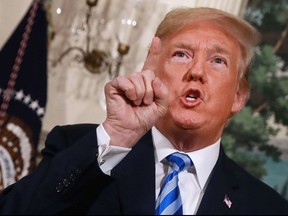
[142, 37, 162, 72]
[152, 77, 168, 116]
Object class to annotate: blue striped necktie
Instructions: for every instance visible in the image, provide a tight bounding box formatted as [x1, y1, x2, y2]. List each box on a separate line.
[155, 152, 193, 215]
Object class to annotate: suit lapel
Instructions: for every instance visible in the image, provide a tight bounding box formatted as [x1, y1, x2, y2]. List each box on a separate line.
[196, 144, 243, 215]
[111, 131, 156, 215]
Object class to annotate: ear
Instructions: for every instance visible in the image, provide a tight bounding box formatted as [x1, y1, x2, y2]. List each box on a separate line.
[230, 88, 248, 116]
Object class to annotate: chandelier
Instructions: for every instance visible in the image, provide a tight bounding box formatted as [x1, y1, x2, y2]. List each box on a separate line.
[51, 0, 132, 78]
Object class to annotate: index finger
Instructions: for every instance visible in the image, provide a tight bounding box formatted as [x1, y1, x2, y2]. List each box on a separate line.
[141, 37, 162, 72]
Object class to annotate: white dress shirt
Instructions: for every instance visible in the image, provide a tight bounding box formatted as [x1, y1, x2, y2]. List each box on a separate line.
[96, 124, 220, 215]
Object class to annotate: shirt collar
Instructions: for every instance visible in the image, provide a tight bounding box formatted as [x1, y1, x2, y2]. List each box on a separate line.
[152, 126, 220, 189]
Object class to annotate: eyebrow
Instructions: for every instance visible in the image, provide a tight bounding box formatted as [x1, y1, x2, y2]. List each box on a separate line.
[211, 44, 231, 56]
[172, 42, 191, 49]
[172, 42, 231, 55]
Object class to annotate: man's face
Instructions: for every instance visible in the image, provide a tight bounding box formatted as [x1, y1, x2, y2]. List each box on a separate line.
[155, 21, 247, 141]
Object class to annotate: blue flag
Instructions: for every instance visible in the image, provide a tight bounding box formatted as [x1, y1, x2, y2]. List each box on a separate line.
[0, 0, 47, 190]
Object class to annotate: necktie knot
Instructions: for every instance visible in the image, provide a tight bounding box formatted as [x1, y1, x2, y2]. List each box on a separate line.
[166, 152, 193, 173]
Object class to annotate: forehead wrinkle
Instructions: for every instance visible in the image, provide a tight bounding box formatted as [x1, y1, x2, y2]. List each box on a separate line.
[172, 41, 194, 50]
[210, 44, 231, 56]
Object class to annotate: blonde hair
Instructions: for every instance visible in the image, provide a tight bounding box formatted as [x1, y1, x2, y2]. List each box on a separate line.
[155, 7, 260, 94]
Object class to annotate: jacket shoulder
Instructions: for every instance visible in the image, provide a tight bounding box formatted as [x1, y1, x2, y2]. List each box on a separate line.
[41, 123, 99, 156]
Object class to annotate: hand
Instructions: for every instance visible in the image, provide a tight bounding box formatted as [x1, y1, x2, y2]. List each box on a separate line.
[103, 37, 168, 148]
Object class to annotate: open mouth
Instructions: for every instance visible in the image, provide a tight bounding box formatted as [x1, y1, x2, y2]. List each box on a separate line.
[186, 93, 198, 101]
[184, 89, 201, 101]
[180, 88, 203, 107]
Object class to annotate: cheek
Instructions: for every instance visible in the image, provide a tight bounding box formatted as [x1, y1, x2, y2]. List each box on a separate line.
[210, 79, 238, 103]
[157, 64, 179, 83]
[212, 70, 238, 89]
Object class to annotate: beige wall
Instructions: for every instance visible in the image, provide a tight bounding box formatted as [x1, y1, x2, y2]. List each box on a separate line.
[0, 0, 32, 49]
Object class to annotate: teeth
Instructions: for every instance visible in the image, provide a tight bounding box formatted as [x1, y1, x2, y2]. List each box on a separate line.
[186, 96, 196, 101]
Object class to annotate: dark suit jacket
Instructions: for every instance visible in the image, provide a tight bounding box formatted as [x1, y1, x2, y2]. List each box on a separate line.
[0, 124, 287, 215]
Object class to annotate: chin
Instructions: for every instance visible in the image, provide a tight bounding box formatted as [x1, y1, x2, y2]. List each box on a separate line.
[173, 117, 200, 130]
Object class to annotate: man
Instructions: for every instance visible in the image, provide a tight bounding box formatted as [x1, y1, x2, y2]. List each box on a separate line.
[0, 7, 287, 215]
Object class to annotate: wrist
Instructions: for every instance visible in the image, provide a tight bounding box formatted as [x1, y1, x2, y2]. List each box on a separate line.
[102, 120, 145, 148]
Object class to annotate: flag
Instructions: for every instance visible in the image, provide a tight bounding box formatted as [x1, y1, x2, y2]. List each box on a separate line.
[223, 194, 232, 208]
[0, 0, 48, 190]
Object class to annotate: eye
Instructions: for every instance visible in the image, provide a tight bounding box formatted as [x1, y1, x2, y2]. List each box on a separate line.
[210, 56, 228, 70]
[214, 58, 225, 64]
[171, 51, 192, 64]
[175, 52, 186, 58]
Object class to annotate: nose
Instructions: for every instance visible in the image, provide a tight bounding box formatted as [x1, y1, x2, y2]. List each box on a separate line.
[185, 59, 206, 83]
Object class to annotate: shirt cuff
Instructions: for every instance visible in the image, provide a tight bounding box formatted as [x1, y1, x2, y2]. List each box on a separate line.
[96, 123, 131, 175]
